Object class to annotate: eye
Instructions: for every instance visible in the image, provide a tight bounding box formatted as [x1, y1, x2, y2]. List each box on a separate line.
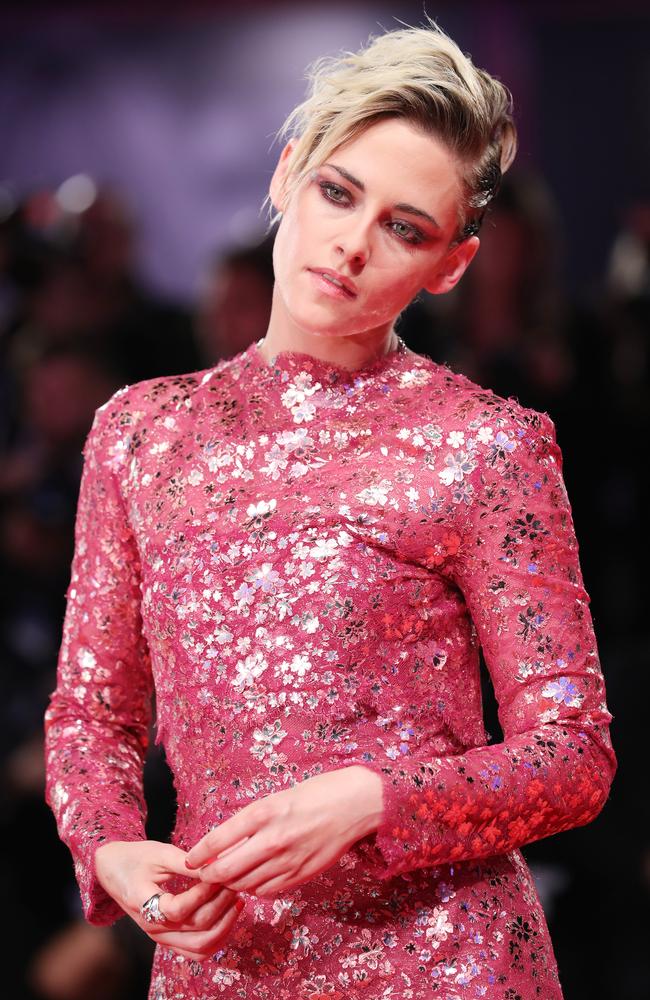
[390, 220, 425, 246]
[318, 179, 427, 246]
[318, 181, 350, 205]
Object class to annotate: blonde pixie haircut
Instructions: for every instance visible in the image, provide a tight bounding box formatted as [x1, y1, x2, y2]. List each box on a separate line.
[263, 14, 517, 246]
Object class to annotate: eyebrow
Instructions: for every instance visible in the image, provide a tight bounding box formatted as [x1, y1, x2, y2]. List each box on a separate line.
[322, 162, 442, 230]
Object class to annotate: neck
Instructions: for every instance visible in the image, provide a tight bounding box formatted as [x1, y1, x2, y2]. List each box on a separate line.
[258, 283, 399, 370]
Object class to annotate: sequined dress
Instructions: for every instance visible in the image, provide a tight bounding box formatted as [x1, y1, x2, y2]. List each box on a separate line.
[44, 338, 616, 999]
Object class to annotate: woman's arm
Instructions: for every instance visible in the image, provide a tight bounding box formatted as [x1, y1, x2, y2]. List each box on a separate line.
[360, 409, 617, 880]
[44, 391, 154, 925]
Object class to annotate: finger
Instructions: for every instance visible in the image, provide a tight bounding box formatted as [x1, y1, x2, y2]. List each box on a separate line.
[133, 879, 177, 927]
[211, 836, 251, 861]
[183, 836, 252, 881]
[185, 807, 265, 869]
[138, 881, 233, 929]
[149, 842, 199, 878]
[133, 845, 222, 920]
[192, 833, 274, 887]
[180, 887, 243, 931]
[245, 859, 293, 897]
[251, 875, 288, 899]
[162, 881, 235, 925]
[152, 898, 245, 955]
[203, 852, 278, 894]
[253, 846, 327, 897]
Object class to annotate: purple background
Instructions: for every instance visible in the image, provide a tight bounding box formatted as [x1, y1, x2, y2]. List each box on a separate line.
[1, 1, 648, 301]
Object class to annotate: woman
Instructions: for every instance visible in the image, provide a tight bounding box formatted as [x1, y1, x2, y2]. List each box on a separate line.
[44, 17, 616, 1000]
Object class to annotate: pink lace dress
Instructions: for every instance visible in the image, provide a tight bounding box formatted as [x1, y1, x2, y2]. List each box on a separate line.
[44, 339, 616, 999]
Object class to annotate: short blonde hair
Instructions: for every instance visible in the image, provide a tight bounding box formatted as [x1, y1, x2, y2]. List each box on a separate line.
[262, 15, 517, 245]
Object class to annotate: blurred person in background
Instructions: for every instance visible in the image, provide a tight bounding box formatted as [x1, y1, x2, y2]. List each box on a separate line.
[408, 171, 573, 418]
[42, 14, 615, 1000]
[1, 187, 201, 396]
[0, 345, 122, 759]
[0, 189, 200, 1000]
[73, 189, 201, 383]
[193, 235, 275, 367]
[0, 345, 129, 1000]
[398, 167, 630, 641]
[399, 177, 650, 999]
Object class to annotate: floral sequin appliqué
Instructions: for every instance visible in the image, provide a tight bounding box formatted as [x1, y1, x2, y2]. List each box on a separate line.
[44, 340, 616, 999]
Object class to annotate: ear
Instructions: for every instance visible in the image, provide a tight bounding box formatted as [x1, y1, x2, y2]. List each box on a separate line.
[424, 235, 480, 295]
[269, 140, 296, 214]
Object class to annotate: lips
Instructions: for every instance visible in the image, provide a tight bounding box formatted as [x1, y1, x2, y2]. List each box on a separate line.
[308, 268, 358, 297]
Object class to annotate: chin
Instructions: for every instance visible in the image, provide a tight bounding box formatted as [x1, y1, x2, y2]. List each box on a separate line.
[286, 305, 387, 341]
[286, 308, 356, 339]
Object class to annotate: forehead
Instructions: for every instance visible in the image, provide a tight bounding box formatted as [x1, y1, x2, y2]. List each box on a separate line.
[323, 118, 463, 224]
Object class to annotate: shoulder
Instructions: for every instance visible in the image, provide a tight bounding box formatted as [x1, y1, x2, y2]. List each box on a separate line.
[410, 358, 564, 509]
[417, 355, 558, 452]
[84, 357, 237, 469]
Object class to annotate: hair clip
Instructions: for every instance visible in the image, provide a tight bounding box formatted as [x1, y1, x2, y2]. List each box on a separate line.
[462, 219, 481, 239]
[470, 161, 502, 209]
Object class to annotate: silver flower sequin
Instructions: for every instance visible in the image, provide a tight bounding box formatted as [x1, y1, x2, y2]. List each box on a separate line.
[44, 339, 615, 999]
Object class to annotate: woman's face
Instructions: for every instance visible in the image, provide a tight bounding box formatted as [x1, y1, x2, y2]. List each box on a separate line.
[269, 117, 479, 342]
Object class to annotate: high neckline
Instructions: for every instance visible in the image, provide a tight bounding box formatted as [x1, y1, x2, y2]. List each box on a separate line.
[247, 335, 416, 383]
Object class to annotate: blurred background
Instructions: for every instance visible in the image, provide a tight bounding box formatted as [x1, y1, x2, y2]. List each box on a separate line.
[1, 1, 648, 997]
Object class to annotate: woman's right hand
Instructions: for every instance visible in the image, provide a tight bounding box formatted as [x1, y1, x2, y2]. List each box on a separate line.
[94, 839, 245, 961]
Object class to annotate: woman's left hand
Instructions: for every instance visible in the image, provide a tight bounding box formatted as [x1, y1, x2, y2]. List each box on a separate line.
[184, 765, 383, 899]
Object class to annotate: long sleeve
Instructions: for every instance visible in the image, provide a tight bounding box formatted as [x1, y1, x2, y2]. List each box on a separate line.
[362, 408, 616, 880]
[43, 392, 154, 925]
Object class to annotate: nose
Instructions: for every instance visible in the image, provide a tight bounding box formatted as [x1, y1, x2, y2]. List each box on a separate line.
[334, 218, 371, 270]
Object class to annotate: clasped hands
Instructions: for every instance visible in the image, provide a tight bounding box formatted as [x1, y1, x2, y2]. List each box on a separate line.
[95, 765, 383, 962]
[184, 764, 383, 898]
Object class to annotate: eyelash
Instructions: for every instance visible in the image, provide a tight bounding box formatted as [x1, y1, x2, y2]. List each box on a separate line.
[317, 181, 426, 246]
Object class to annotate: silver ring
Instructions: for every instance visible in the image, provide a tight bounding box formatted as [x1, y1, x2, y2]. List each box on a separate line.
[140, 892, 168, 924]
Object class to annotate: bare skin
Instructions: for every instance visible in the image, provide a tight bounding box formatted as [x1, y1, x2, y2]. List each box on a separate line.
[184, 766, 384, 898]
[259, 116, 479, 370]
[94, 840, 245, 962]
[96, 117, 479, 958]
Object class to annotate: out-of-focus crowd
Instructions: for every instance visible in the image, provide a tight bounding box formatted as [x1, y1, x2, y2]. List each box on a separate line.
[1, 174, 648, 999]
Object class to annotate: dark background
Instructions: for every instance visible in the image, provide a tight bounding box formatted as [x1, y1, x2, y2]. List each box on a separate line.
[1, 2, 648, 997]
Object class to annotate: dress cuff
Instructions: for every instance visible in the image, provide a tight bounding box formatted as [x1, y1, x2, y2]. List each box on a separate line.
[355, 760, 435, 881]
[75, 829, 146, 927]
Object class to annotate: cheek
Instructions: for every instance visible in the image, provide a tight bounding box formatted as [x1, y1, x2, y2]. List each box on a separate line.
[271, 231, 284, 281]
[368, 263, 423, 309]
[272, 213, 309, 286]
[274, 206, 427, 319]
